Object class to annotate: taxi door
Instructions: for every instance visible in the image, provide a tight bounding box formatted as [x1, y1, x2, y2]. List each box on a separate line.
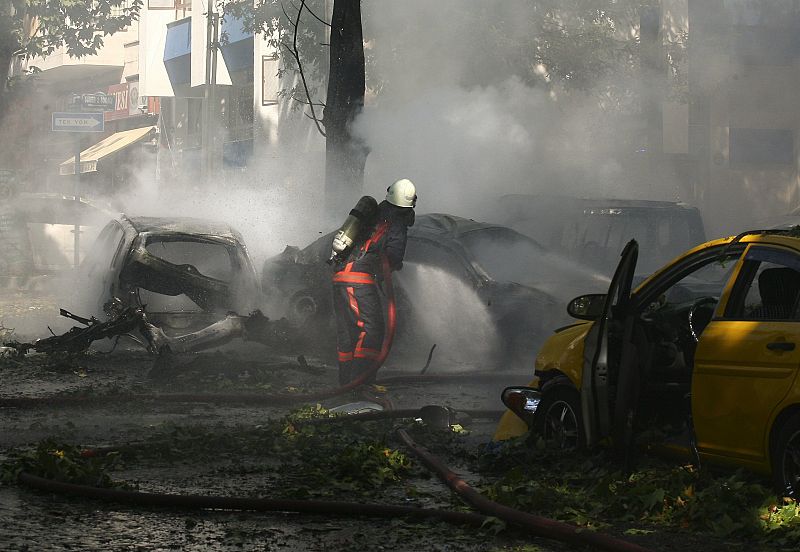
[693, 244, 800, 464]
[581, 239, 638, 448]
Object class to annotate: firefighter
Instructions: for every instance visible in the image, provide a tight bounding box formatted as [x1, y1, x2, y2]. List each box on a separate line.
[332, 178, 417, 385]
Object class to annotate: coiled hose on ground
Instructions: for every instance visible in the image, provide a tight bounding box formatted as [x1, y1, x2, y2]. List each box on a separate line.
[16, 404, 653, 552]
[8, 257, 653, 550]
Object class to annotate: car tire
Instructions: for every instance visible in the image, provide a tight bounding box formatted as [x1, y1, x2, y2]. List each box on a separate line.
[535, 386, 585, 450]
[288, 288, 330, 326]
[772, 412, 800, 498]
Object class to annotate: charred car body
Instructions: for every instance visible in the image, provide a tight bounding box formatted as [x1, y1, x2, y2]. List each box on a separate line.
[262, 213, 609, 367]
[3, 215, 290, 358]
[78, 215, 260, 334]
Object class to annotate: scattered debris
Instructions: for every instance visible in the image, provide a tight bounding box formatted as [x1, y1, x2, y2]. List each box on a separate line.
[2, 302, 294, 358]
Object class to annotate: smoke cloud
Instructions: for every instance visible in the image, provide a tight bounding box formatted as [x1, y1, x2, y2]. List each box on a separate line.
[355, 0, 667, 221]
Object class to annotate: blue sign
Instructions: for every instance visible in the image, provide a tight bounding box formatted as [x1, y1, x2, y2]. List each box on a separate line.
[51, 112, 105, 132]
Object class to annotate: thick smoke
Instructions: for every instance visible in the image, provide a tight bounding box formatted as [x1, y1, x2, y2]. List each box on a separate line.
[356, 0, 657, 220]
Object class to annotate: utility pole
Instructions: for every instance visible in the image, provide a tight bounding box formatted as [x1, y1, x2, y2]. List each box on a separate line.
[73, 135, 81, 267]
[202, 2, 220, 186]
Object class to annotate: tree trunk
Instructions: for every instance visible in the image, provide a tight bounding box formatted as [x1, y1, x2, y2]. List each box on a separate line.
[0, 48, 13, 124]
[323, 0, 367, 219]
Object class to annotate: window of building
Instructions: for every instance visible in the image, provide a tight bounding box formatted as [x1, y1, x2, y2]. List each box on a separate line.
[729, 128, 794, 165]
[148, 0, 176, 8]
[262, 54, 279, 106]
[725, 0, 800, 27]
[725, 0, 800, 64]
[732, 27, 800, 65]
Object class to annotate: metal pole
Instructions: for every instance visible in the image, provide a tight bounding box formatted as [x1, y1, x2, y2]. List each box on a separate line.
[73, 136, 81, 267]
[203, 2, 215, 185]
[210, 11, 219, 182]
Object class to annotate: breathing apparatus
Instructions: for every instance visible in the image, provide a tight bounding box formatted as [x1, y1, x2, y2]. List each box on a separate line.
[328, 195, 379, 265]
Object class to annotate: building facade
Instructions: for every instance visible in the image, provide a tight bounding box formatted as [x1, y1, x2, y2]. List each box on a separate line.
[7, 0, 324, 202]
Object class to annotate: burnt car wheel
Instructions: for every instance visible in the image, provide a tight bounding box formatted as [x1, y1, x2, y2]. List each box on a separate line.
[536, 387, 584, 450]
[288, 288, 331, 327]
[773, 412, 800, 498]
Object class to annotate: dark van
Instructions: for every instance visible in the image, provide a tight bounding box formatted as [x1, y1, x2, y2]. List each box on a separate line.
[492, 194, 706, 276]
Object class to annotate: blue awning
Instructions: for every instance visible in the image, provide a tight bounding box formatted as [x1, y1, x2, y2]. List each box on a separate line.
[220, 16, 253, 73]
[164, 17, 191, 86]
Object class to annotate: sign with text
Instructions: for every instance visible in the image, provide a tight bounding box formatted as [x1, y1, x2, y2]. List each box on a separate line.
[81, 93, 115, 111]
[105, 83, 130, 121]
[51, 112, 105, 132]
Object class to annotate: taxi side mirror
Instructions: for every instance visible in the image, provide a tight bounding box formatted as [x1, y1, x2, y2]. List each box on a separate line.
[567, 293, 606, 320]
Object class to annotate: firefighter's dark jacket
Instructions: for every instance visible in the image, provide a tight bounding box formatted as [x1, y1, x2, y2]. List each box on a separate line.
[345, 200, 413, 275]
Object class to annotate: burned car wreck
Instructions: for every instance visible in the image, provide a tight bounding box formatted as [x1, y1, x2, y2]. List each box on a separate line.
[4, 215, 289, 357]
[81, 216, 260, 330]
[262, 213, 609, 367]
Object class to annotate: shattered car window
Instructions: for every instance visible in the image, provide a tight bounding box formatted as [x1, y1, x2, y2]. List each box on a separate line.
[144, 240, 234, 282]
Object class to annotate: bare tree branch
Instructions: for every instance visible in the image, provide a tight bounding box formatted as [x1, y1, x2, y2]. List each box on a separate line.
[290, 1, 331, 27]
[280, 0, 326, 137]
[280, 3, 297, 29]
[291, 95, 326, 108]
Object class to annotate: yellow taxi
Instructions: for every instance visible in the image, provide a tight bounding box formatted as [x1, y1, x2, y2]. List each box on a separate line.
[495, 230, 800, 497]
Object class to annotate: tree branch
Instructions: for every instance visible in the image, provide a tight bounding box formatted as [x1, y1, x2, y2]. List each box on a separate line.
[290, 1, 331, 27]
[291, 95, 326, 108]
[280, 0, 326, 137]
[280, 3, 297, 29]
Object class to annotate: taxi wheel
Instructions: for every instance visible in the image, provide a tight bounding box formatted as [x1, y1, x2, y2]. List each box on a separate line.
[536, 387, 585, 450]
[773, 413, 800, 498]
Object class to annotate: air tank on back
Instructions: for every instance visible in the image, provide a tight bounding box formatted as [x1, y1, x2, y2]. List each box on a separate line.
[328, 195, 379, 264]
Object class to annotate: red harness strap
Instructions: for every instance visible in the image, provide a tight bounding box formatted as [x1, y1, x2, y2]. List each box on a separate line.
[335, 220, 390, 279]
[332, 271, 376, 284]
[362, 221, 389, 254]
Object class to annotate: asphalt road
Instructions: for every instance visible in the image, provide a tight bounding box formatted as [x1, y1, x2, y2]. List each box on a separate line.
[0, 328, 557, 552]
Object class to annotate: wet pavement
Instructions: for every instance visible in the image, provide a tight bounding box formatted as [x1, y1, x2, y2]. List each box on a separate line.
[0, 337, 555, 552]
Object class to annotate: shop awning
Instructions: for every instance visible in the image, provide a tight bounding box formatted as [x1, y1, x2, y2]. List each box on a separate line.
[59, 126, 156, 176]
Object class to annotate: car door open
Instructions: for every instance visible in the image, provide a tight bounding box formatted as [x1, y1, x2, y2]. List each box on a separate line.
[580, 239, 638, 448]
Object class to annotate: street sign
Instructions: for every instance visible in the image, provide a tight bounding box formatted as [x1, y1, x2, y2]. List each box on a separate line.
[67, 93, 116, 113]
[51, 112, 105, 132]
[81, 93, 116, 111]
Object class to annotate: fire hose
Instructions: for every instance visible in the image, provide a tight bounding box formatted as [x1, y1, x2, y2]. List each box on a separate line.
[7, 264, 655, 549]
[397, 428, 653, 552]
[17, 405, 653, 552]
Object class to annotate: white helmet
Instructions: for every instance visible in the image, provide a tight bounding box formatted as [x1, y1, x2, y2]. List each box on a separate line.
[386, 178, 417, 208]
